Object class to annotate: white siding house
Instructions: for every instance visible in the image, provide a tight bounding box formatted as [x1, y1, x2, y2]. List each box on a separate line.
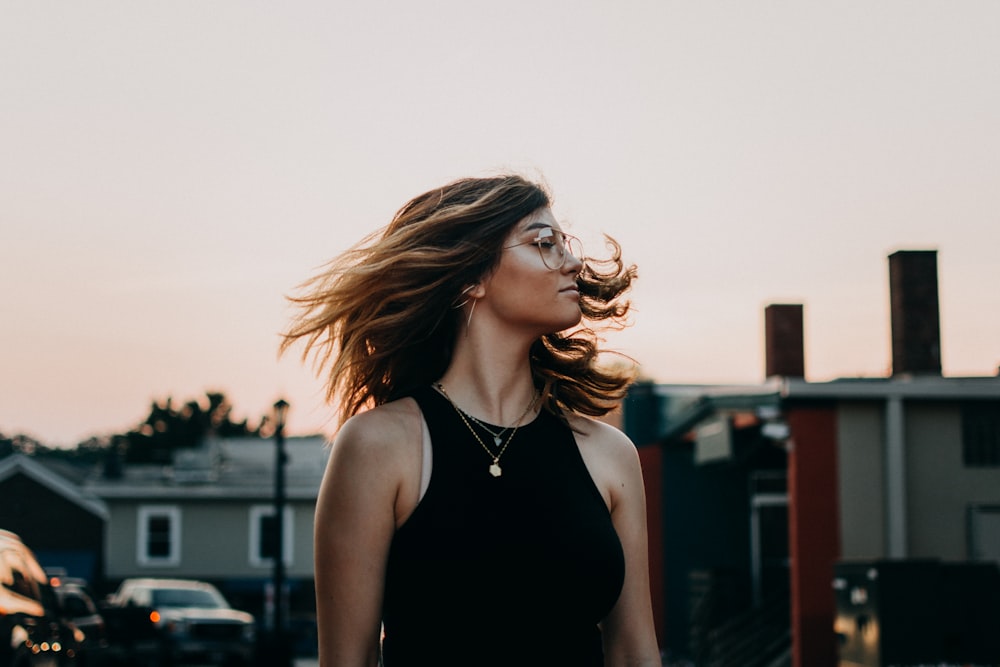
[84, 435, 329, 610]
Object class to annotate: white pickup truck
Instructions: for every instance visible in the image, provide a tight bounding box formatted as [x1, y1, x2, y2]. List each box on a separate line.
[103, 578, 256, 666]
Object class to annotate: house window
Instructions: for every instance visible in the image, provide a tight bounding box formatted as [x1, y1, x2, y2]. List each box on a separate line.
[962, 401, 1000, 467]
[967, 504, 1000, 563]
[137, 505, 181, 566]
[249, 505, 293, 568]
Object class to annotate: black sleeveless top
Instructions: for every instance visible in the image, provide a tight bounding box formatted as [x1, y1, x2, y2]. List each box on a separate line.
[381, 386, 625, 666]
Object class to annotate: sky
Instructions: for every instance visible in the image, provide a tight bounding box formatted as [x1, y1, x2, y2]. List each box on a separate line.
[2, 1, 999, 447]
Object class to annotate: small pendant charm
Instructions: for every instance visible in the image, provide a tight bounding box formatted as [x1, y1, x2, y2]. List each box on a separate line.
[493, 435, 502, 447]
[489, 462, 502, 477]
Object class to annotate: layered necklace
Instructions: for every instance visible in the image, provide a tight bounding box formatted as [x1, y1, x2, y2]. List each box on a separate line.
[434, 383, 539, 478]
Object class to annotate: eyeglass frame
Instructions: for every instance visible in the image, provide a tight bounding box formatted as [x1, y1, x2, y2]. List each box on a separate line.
[502, 227, 584, 271]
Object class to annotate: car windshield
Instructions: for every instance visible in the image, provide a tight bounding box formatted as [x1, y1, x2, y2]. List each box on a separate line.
[151, 588, 226, 608]
[61, 591, 97, 616]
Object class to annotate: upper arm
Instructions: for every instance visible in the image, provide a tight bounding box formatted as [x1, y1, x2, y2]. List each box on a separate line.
[574, 418, 661, 666]
[313, 403, 418, 666]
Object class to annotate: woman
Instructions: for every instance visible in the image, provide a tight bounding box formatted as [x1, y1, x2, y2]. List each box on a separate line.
[283, 174, 660, 666]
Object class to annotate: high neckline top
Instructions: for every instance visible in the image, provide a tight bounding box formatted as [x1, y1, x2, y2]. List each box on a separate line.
[381, 386, 625, 666]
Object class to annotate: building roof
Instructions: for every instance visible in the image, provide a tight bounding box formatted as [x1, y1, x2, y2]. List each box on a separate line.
[636, 373, 1000, 444]
[782, 374, 1000, 400]
[0, 453, 109, 519]
[84, 435, 330, 501]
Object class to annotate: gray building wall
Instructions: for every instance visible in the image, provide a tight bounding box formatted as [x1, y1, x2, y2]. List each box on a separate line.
[105, 498, 316, 580]
[836, 402, 886, 559]
[906, 403, 1000, 560]
[836, 399, 1000, 563]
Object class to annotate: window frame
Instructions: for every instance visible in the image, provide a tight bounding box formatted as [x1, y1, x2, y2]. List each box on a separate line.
[961, 400, 1000, 467]
[248, 504, 294, 568]
[967, 503, 1000, 563]
[137, 505, 181, 567]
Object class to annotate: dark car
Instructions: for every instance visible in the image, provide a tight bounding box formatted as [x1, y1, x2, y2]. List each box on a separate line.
[1, 529, 81, 665]
[107, 578, 255, 666]
[52, 578, 110, 666]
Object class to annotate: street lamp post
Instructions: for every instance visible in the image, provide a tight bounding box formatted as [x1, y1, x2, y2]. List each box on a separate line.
[271, 398, 291, 667]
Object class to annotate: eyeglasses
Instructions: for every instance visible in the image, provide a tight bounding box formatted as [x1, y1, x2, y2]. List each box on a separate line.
[503, 227, 584, 271]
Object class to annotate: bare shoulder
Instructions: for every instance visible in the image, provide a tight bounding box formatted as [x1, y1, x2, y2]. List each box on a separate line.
[326, 397, 423, 482]
[567, 414, 639, 464]
[335, 397, 421, 450]
[567, 414, 643, 510]
[317, 397, 425, 529]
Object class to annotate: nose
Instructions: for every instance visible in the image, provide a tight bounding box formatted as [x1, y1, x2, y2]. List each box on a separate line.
[563, 248, 583, 274]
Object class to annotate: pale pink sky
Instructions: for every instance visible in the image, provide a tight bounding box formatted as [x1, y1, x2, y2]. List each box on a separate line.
[2, 1, 999, 446]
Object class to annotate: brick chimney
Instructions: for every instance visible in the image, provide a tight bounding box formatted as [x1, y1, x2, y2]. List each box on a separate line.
[765, 303, 805, 378]
[888, 250, 941, 376]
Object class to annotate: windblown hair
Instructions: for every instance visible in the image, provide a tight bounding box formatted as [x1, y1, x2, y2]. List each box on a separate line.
[280, 174, 637, 427]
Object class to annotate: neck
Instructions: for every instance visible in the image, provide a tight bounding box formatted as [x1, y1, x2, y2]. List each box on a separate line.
[437, 320, 538, 425]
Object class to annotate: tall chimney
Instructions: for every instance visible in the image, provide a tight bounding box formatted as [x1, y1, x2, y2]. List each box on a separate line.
[765, 303, 805, 378]
[889, 250, 941, 376]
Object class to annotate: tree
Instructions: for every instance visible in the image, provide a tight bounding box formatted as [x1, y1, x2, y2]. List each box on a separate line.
[122, 391, 261, 463]
[0, 432, 43, 457]
[2, 391, 265, 464]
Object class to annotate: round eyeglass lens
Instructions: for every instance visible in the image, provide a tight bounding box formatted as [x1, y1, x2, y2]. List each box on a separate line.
[541, 232, 583, 270]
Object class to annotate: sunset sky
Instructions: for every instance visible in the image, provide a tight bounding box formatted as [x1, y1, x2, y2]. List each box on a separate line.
[3, 1, 999, 446]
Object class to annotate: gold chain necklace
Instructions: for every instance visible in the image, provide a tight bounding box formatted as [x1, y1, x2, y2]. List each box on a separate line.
[464, 413, 508, 447]
[434, 383, 538, 478]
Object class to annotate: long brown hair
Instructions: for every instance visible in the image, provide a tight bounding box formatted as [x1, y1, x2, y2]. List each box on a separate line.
[280, 174, 637, 426]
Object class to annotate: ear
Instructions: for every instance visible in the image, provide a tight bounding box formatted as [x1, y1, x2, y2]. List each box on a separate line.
[465, 282, 487, 299]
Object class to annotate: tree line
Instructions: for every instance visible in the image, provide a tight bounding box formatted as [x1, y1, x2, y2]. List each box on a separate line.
[1, 391, 270, 466]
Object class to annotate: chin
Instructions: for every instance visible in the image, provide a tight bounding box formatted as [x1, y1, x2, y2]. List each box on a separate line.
[553, 310, 583, 332]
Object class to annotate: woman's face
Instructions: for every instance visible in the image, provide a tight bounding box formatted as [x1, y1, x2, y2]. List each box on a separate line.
[478, 207, 584, 336]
